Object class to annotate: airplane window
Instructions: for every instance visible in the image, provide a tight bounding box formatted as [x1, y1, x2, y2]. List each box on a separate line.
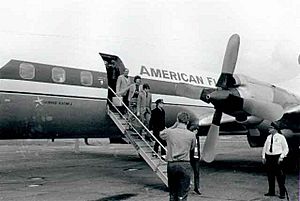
[52, 67, 66, 83]
[80, 71, 93, 86]
[19, 63, 35, 79]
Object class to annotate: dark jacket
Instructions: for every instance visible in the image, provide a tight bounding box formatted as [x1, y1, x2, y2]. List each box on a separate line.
[149, 107, 165, 132]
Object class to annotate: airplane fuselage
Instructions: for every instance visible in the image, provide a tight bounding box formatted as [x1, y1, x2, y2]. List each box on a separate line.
[0, 59, 216, 139]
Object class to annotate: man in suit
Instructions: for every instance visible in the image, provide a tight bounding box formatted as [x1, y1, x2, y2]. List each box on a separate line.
[106, 60, 120, 108]
[116, 68, 131, 114]
[149, 99, 166, 156]
[137, 83, 152, 136]
[126, 76, 142, 130]
[127, 76, 142, 115]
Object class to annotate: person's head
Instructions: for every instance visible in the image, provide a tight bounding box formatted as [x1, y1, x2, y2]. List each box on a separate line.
[143, 83, 150, 92]
[134, 75, 142, 85]
[268, 127, 278, 135]
[177, 112, 190, 125]
[123, 68, 129, 77]
[155, 99, 164, 109]
[109, 60, 117, 68]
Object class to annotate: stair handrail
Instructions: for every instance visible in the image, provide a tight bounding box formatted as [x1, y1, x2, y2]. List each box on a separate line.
[108, 87, 167, 154]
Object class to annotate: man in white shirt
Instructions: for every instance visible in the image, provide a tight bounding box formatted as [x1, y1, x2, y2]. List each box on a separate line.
[262, 127, 289, 199]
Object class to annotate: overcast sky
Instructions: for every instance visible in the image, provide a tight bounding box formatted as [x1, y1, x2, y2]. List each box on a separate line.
[0, 0, 299, 84]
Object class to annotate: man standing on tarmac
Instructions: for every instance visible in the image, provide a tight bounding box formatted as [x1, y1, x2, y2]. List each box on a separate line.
[160, 112, 196, 201]
[262, 127, 289, 199]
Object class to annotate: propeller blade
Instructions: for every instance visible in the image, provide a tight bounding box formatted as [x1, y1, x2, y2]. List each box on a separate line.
[216, 34, 240, 89]
[202, 110, 222, 163]
[222, 34, 240, 74]
[243, 99, 284, 121]
[175, 83, 204, 99]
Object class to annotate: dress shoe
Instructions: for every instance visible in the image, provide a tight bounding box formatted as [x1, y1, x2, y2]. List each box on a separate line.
[194, 189, 201, 195]
[279, 195, 285, 199]
[264, 192, 275, 196]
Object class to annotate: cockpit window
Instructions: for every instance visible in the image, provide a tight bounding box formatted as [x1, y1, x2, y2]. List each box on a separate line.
[52, 67, 66, 83]
[19, 63, 35, 79]
[80, 71, 93, 86]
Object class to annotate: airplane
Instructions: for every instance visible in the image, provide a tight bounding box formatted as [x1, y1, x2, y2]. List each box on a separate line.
[0, 0, 300, 163]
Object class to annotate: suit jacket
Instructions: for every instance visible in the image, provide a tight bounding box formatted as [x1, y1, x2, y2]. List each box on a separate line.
[149, 107, 165, 131]
[116, 75, 131, 96]
[128, 84, 143, 102]
[106, 66, 120, 83]
[137, 90, 152, 115]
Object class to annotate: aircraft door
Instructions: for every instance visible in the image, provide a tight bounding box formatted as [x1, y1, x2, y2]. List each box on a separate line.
[99, 53, 126, 103]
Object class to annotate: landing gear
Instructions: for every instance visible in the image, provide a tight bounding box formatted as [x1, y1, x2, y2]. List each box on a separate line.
[84, 138, 90, 145]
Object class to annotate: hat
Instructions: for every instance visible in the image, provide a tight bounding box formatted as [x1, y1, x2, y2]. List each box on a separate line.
[155, 99, 164, 104]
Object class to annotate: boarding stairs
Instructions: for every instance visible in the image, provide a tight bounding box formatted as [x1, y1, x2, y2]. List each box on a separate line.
[106, 87, 168, 187]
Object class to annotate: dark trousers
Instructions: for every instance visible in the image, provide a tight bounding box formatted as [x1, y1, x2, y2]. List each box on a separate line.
[153, 130, 166, 155]
[190, 159, 200, 190]
[167, 161, 192, 201]
[265, 154, 286, 196]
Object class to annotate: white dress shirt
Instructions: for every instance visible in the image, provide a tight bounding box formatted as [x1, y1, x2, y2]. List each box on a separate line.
[262, 133, 289, 159]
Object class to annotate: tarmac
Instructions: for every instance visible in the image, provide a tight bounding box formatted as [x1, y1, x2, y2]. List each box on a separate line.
[0, 136, 298, 201]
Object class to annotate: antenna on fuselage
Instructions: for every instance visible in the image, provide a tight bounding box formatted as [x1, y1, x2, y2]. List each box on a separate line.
[298, 54, 300, 65]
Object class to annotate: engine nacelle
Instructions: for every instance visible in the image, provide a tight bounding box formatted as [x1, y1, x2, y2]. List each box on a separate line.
[233, 74, 275, 103]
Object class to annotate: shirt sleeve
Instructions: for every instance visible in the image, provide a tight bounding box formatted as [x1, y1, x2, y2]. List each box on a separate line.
[280, 135, 289, 158]
[262, 135, 269, 159]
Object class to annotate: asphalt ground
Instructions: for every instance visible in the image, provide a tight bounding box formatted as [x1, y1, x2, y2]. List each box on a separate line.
[0, 136, 298, 201]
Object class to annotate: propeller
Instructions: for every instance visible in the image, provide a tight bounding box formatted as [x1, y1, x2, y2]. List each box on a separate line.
[202, 34, 240, 162]
[175, 34, 284, 162]
[216, 34, 240, 89]
[201, 110, 222, 162]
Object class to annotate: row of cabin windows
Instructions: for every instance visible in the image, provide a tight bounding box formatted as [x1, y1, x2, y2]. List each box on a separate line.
[19, 63, 93, 86]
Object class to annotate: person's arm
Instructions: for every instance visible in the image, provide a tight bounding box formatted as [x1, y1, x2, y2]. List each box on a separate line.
[116, 76, 121, 95]
[127, 85, 133, 102]
[262, 135, 268, 164]
[190, 149, 195, 161]
[148, 93, 152, 110]
[159, 129, 168, 140]
[280, 135, 289, 159]
[191, 137, 196, 151]
[149, 110, 154, 131]
[137, 93, 142, 116]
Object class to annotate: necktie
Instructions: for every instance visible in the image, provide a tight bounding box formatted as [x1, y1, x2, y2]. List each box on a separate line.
[269, 134, 274, 153]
